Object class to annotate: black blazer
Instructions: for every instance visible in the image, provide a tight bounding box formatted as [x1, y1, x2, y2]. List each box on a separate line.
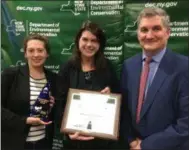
[1, 65, 57, 150]
[55, 59, 120, 149]
[56, 59, 120, 109]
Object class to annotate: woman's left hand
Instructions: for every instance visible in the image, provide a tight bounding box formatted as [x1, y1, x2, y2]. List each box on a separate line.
[69, 132, 94, 141]
[100, 86, 111, 94]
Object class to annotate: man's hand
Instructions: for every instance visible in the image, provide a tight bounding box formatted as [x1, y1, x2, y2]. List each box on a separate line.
[26, 117, 52, 125]
[130, 138, 141, 150]
[130, 140, 138, 148]
[68, 132, 94, 141]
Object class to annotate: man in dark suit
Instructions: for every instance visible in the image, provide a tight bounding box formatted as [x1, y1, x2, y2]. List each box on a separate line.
[120, 7, 188, 149]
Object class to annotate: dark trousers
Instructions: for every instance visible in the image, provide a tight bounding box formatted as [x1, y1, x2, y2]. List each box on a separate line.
[24, 138, 51, 150]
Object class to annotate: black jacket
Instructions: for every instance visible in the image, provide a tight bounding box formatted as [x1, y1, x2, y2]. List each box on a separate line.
[55, 59, 120, 149]
[1, 65, 57, 150]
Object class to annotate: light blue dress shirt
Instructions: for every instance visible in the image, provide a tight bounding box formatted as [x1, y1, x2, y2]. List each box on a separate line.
[142, 48, 166, 99]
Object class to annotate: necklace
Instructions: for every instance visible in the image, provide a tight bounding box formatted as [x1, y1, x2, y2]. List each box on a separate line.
[84, 71, 93, 81]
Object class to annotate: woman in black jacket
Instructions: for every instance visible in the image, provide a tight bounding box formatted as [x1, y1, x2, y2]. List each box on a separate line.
[1, 34, 56, 150]
[56, 20, 120, 149]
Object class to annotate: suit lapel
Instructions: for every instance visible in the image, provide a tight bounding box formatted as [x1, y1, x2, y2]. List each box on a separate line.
[19, 65, 30, 112]
[140, 50, 171, 119]
[140, 68, 167, 119]
[70, 68, 80, 89]
[131, 55, 142, 118]
[44, 68, 52, 83]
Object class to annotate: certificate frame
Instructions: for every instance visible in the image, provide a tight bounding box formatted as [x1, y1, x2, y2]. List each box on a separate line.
[60, 88, 121, 140]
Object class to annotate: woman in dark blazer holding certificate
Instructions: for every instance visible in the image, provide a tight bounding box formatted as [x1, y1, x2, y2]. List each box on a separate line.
[56, 20, 119, 149]
[1, 34, 56, 150]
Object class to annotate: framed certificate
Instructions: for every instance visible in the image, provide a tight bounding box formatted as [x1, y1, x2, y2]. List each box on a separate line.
[60, 88, 121, 140]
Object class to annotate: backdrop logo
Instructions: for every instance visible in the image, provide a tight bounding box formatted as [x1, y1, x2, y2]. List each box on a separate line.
[61, 43, 75, 55]
[6, 19, 25, 36]
[124, 20, 137, 33]
[10, 60, 26, 67]
[60, 0, 86, 16]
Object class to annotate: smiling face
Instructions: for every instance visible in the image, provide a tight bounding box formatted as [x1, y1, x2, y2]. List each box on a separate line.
[78, 30, 100, 59]
[24, 39, 49, 68]
[137, 15, 170, 55]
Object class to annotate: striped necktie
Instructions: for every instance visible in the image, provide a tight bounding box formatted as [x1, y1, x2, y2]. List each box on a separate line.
[136, 57, 152, 123]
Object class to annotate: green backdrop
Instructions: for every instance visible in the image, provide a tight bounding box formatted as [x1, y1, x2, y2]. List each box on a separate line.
[1, 0, 188, 149]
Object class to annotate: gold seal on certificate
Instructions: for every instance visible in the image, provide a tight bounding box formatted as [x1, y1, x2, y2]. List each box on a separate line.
[60, 88, 121, 140]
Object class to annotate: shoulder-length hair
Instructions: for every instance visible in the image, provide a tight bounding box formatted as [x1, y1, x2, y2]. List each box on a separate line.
[70, 20, 107, 71]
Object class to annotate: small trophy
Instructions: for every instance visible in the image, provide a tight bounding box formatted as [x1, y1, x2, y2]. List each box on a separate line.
[30, 82, 51, 122]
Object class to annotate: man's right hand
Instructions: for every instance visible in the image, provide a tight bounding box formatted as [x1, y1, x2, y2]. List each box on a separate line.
[26, 117, 52, 125]
[130, 139, 138, 148]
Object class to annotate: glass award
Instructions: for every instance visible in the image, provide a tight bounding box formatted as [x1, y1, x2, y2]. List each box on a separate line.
[30, 82, 51, 122]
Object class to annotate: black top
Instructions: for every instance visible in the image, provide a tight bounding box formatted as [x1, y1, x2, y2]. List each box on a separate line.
[55, 59, 120, 149]
[78, 70, 95, 90]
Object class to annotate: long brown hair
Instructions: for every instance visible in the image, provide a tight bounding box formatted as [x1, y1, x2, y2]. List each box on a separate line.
[71, 20, 107, 71]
